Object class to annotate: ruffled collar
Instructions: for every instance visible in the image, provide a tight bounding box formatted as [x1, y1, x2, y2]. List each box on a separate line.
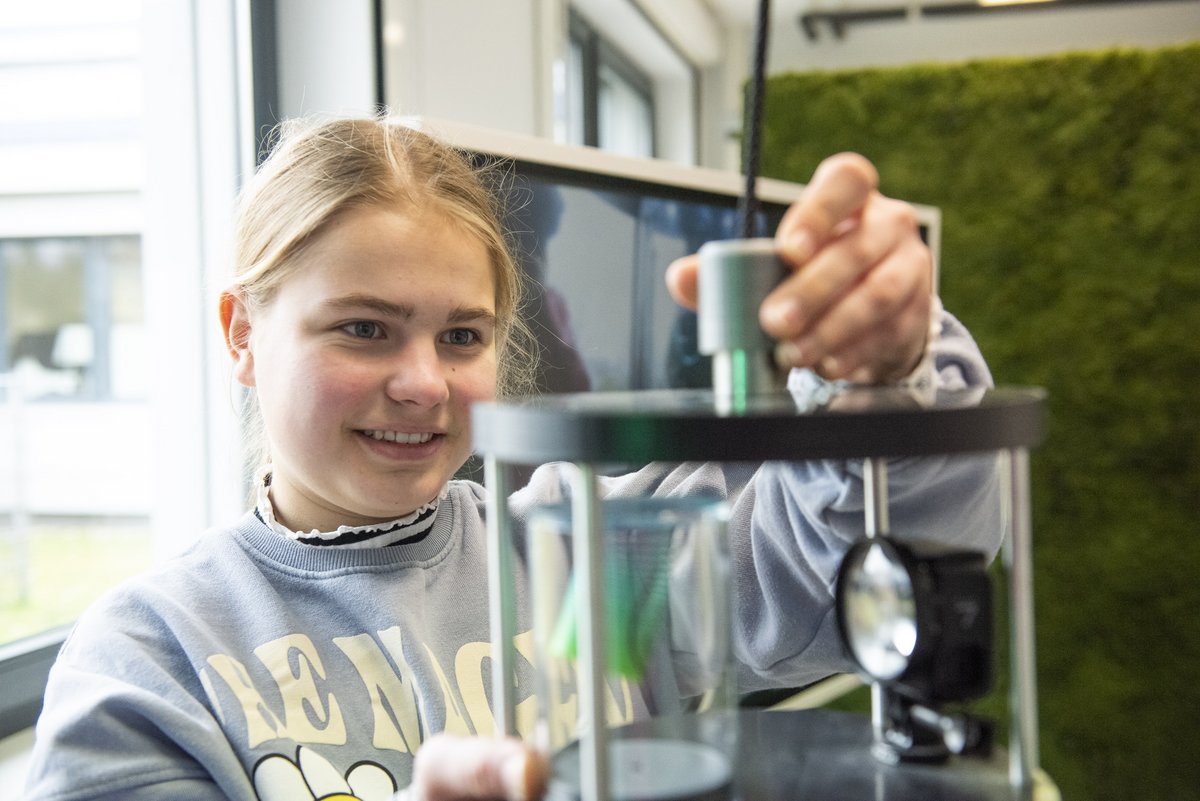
[253, 465, 445, 549]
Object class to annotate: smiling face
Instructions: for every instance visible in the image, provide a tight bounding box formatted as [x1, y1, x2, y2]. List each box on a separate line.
[227, 203, 498, 532]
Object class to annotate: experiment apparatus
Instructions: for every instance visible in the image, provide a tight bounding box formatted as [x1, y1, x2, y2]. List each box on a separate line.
[474, 368, 1046, 801]
[473, 3, 1050, 799]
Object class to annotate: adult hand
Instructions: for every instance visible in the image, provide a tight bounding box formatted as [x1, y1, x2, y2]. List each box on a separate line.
[404, 734, 548, 801]
[665, 152, 933, 385]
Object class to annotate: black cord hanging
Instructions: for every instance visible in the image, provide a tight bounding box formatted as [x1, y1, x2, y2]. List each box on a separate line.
[737, 0, 771, 240]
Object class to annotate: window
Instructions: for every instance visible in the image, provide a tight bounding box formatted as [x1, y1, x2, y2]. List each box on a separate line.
[0, 4, 154, 733]
[566, 11, 656, 159]
[1, 236, 145, 401]
[563, 2, 700, 165]
[0, 0, 244, 738]
[598, 61, 655, 158]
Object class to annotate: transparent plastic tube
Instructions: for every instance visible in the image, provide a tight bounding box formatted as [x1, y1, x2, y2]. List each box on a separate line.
[528, 495, 735, 801]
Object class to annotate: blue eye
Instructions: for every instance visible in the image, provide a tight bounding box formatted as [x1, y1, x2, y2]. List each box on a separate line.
[443, 328, 478, 347]
[343, 321, 381, 339]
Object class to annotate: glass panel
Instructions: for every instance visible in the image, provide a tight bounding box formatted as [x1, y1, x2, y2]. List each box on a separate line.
[107, 236, 147, 400]
[564, 37, 586, 147]
[3, 239, 88, 400]
[0, 235, 152, 646]
[598, 63, 653, 159]
[0, 0, 154, 661]
[0, 517, 152, 644]
[1, 236, 145, 402]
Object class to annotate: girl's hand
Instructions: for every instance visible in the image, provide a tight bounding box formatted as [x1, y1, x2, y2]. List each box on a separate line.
[404, 734, 548, 801]
[666, 152, 933, 385]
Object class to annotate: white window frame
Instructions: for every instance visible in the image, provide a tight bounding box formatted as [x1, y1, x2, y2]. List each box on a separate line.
[568, 0, 699, 165]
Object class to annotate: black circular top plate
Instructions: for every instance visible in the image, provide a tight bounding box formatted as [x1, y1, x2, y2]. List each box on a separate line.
[472, 386, 1045, 464]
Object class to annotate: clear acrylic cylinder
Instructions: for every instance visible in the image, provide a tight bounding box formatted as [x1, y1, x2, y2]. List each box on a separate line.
[527, 495, 735, 801]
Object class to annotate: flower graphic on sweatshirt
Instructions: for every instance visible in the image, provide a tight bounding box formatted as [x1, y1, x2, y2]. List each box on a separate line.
[253, 746, 397, 801]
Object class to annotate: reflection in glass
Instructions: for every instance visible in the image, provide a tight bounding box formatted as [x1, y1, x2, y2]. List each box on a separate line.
[843, 541, 918, 681]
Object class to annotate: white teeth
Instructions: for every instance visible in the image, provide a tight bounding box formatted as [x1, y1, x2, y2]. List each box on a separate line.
[364, 430, 434, 444]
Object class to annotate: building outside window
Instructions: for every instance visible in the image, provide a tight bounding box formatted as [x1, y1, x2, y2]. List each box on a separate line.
[0, 1, 154, 718]
[1, 236, 145, 402]
[0, 0, 248, 741]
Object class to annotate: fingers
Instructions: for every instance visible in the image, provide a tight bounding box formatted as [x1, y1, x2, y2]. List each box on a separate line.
[665, 253, 700, 310]
[411, 735, 549, 801]
[775, 152, 879, 266]
[774, 237, 933, 383]
[666, 153, 880, 315]
[761, 194, 920, 340]
[663, 152, 932, 386]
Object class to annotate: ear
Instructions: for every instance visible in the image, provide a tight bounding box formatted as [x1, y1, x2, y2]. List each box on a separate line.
[220, 290, 256, 388]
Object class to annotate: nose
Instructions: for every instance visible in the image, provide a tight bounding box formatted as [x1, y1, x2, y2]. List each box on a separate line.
[385, 340, 451, 407]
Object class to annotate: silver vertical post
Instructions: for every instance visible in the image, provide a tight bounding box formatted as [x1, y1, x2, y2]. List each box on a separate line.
[1005, 448, 1040, 791]
[863, 457, 889, 539]
[485, 454, 517, 737]
[572, 464, 608, 801]
[863, 457, 889, 744]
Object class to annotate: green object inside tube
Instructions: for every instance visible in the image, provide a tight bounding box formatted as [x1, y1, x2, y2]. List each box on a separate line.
[549, 534, 672, 681]
[730, 348, 751, 415]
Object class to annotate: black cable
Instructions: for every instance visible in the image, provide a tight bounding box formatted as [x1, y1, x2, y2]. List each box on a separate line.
[738, 0, 771, 239]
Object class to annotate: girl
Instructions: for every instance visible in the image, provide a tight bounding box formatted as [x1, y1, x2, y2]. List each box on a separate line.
[26, 116, 999, 801]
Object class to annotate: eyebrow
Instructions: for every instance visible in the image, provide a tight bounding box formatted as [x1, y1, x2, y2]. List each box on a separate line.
[322, 294, 413, 319]
[321, 294, 496, 326]
[448, 306, 499, 327]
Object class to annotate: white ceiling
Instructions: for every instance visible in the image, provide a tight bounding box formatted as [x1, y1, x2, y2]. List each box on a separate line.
[706, 0, 919, 25]
[633, 0, 1198, 72]
[703, 0, 1062, 26]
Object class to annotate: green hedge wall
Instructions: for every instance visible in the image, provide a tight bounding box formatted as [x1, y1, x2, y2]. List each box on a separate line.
[761, 45, 1200, 801]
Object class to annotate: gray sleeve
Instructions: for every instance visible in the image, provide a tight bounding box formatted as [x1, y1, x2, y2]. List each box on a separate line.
[24, 598, 252, 801]
[730, 308, 1003, 690]
[509, 310, 1002, 697]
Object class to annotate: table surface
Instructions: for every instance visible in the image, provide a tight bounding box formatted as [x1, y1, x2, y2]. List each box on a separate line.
[734, 708, 1023, 801]
[550, 709, 1038, 801]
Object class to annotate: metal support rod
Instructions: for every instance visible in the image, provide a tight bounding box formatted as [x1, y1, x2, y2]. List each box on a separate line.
[1005, 448, 1041, 790]
[863, 457, 890, 539]
[863, 457, 890, 745]
[572, 464, 609, 801]
[485, 454, 517, 737]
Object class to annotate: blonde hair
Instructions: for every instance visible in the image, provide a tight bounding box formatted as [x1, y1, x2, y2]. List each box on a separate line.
[229, 114, 536, 477]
